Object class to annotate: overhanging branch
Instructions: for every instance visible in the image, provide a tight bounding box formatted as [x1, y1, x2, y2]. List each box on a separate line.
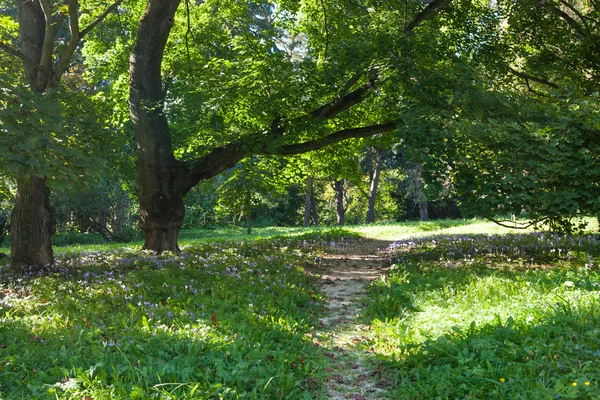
[405, 0, 453, 32]
[507, 66, 559, 89]
[271, 123, 398, 155]
[486, 216, 541, 230]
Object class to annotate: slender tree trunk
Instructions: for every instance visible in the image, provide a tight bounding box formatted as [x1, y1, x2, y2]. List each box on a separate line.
[419, 198, 429, 221]
[412, 163, 428, 221]
[304, 177, 312, 227]
[366, 149, 382, 224]
[311, 190, 319, 226]
[246, 191, 252, 235]
[335, 179, 345, 226]
[11, 175, 53, 268]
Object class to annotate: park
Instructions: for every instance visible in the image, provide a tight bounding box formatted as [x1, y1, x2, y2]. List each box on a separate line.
[1, 0, 600, 398]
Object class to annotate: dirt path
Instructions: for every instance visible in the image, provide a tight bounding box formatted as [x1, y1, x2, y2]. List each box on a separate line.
[311, 239, 394, 400]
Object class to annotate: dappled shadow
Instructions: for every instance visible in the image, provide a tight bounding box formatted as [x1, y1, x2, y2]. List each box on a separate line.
[370, 305, 600, 399]
[357, 231, 600, 398]
[0, 239, 332, 399]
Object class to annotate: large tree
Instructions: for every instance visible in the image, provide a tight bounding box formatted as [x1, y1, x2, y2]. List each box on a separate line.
[1, 0, 123, 267]
[129, 0, 457, 251]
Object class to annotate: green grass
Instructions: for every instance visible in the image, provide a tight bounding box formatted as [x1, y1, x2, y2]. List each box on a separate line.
[0, 239, 335, 399]
[1, 219, 600, 398]
[364, 232, 600, 399]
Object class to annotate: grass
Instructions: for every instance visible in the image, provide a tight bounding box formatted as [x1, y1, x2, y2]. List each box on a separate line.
[0, 238, 339, 399]
[364, 231, 600, 399]
[1, 219, 600, 398]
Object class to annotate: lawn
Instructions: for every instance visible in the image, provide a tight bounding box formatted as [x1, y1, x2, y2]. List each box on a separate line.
[1, 219, 600, 399]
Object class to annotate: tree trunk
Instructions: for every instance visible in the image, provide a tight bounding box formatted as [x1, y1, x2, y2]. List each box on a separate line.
[10, 0, 54, 267]
[304, 176, 312, 227]
[412, 163, 428, 222]
[311, 186, 319, 226]
[419, 198, 429, 222]
[335, 179, 345, 226]
[10, 175, 53, 268]
[366, 149, 382, 224]
[130, 0, 187, 252]
[246, 191, 252, 235]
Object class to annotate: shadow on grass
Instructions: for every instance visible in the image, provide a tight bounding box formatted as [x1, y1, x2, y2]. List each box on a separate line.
[0, 241, 329, 399]
[372, 305, 600, 399]
[361, 231, 600, 399]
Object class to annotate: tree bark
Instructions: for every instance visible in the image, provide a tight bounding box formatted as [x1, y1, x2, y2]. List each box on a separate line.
[412, 163, 428, 222]
[11, 175, 53, 268]
[9, 0, 123, 267]
[311, 183, 319, 226]
[10, 0, 53, 267]
[419, 198, 429, 222]
[366, 148, 382, 224]
[304, 176, 312, 227]
[335, 179, 345, 226]
[130, 0, 186, 251]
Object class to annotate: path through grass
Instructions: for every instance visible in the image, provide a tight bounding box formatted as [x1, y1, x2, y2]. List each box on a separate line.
[1, 220, 600, 398]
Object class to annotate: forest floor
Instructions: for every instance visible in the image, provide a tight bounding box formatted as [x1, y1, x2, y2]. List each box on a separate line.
[310, 239, 394, 400]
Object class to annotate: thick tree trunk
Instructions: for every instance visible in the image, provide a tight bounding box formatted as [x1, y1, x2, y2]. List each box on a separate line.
[10, 175, 53, 267]
[366, 149, 382, 224]
[130, 0, 186, 252]
[304, 177, 312, 227]
[335, 179, 345, 226]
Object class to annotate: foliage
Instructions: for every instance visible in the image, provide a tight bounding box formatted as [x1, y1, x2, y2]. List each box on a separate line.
[51, 172, 138, 240]
[215, 156, 290, 227]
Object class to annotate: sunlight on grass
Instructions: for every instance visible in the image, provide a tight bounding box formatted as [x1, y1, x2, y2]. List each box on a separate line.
[0, 240, 329, 399]
[1, 219, 600, 398]
[365, 232, 600, 399]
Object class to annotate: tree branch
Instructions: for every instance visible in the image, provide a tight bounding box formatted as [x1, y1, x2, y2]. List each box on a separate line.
[0, 43, 47, 72]
[507, 66, 559, 89]
[80, 0, 125, 38]
[311, 77, 376, 119]
[548, 4, 589, 38]
[38, 0, 56, 72]
[270, 123, 398, 156]
[54, 0, 124, 85]
[68, 0, 80, 41]
[184, 122, 397, 190]
[486, 216, 540, 230]
[405, 0, 453, 33]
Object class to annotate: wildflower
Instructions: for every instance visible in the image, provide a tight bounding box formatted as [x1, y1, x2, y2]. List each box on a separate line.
[572, 382, 577, 387]
[585, 382, 590, 386]
[500, 378, 505, 383]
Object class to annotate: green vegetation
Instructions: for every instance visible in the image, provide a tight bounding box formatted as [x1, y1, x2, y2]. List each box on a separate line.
[365, 229, 600, 399]
[1, 221, 600, 398]
[0, 235, 332, 399]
